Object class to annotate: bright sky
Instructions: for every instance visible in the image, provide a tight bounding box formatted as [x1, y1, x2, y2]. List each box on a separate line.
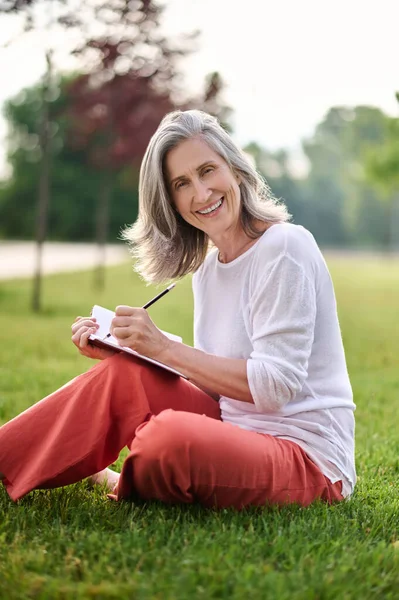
[0, 0, 398, 177]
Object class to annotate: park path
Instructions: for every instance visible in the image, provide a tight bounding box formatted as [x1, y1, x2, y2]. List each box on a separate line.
[0, 241, 130, 280]
[0, 241, 397, 281]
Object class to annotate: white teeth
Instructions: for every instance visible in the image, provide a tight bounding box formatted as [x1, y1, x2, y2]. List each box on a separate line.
[197, 198, 223, 215]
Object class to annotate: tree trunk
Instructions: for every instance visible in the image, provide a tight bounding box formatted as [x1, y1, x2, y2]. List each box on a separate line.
[32, 54, 52, 313]
[94, 173, 112, 290]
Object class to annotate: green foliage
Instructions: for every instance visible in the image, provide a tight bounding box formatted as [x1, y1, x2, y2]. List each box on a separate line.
[365, 115, 399, 196]
[0, 78, 139, 242]
[362, 104, 399, 251]
[247, 106, 392, 249]
[302, 106, 390, 247]
[0, 258, 399, 599]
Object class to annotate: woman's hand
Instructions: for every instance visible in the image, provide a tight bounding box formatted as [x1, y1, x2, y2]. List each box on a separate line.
[71, 316, 116, 361]
[111, 306, 171, 360]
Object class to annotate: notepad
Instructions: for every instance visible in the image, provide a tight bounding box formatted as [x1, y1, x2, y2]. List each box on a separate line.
[88, 305, 188, 379]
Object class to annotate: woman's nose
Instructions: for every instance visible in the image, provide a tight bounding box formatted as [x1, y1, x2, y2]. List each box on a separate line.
[193, 179, 211, 204]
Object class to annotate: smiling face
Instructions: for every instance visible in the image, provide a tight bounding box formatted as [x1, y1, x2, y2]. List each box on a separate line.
[165, 136, 242, 238]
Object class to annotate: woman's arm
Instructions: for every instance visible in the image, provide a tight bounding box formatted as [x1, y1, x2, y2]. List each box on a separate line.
[158, 343, 253, 403]
[110, 305, 252, 402]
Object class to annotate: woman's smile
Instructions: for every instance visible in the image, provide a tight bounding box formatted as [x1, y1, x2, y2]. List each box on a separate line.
[196, 197, 224, 217]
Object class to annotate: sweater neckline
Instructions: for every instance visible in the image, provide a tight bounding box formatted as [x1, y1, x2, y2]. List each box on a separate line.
[215, 226, 274, 268]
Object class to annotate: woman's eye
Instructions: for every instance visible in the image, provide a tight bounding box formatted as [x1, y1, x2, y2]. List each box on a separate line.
[176, 181, 186, 190]
[203, 167, 214, 175]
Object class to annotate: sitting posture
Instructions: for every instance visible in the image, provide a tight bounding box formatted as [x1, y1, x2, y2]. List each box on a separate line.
[0, 110, 356, 508]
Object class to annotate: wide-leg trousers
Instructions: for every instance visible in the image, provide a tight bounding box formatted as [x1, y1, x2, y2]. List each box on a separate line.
[0, 353, 343, 507]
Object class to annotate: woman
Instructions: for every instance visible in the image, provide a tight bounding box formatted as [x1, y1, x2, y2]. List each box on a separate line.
[0, 110, 356, 508]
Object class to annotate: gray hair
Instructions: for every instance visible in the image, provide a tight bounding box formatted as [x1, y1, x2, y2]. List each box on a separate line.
[121, 109, 290, 284]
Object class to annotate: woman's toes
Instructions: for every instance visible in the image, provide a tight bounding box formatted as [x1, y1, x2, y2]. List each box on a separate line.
[89, 468, 120, 491]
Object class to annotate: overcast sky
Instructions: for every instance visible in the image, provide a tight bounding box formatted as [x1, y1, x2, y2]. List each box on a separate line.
[0, 0, 398, 177]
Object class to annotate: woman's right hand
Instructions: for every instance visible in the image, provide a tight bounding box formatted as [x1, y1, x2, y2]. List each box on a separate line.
[71, 316, 116, 361]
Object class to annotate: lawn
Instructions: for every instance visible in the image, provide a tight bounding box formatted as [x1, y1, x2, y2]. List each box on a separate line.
[0, 256, 398, 600]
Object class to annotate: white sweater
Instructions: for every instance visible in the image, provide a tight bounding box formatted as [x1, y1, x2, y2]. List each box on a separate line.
[192, 223, 356, 497]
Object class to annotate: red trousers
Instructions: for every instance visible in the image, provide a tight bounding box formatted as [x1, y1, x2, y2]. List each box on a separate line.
[0, 354, 343, 507]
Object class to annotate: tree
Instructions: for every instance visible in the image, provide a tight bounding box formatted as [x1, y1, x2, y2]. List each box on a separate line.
[0, 68, 231, 247]
[244, 106, 392, 248]
[302, 106, 389, 247]
[0, 77, 139, 242]
[364, 94, 399, 251]
[0, 0, 73, 311]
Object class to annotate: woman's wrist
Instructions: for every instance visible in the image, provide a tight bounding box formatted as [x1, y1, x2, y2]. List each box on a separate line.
[157, 338, 179, 364]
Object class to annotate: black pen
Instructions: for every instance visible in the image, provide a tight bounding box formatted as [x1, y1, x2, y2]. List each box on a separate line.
[142, 283, 176, 310]
[102, 283, 176, 340]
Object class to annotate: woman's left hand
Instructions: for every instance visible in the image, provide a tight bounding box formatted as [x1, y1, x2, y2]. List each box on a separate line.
[110, 305, 171, 360]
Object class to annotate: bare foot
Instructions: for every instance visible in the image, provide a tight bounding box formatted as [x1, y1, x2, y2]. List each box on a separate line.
[89, 468, 120, 492]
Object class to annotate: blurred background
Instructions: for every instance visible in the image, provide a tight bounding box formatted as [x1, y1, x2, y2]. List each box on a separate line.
[0, 0, 398, 308]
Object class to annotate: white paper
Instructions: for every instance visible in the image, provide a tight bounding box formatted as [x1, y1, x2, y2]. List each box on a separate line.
[88, 305, 187, 379]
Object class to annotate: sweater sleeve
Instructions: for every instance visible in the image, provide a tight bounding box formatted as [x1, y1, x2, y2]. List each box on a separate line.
[247, 254, 316, 413]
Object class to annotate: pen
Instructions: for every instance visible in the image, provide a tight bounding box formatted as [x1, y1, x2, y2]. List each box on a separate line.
[142, 283, 176, 310]
[102, 283, 176, 340]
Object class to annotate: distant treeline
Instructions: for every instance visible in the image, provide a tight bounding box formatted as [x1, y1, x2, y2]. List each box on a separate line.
[245, 105, 398, 250]
[0, 81, 397, 250]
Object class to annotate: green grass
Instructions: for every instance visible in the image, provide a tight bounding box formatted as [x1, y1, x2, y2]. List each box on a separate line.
[0, 256, 398, 600]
